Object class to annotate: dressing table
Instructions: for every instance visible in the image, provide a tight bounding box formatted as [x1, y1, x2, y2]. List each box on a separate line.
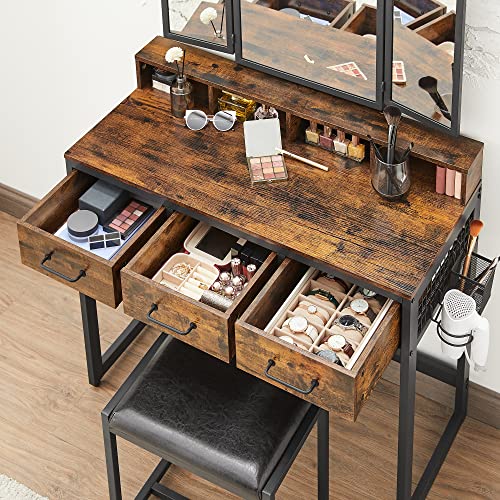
[17, 37, 484, 499]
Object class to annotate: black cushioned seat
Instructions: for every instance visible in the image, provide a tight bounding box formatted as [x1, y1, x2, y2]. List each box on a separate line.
[108, 336, 312, 499]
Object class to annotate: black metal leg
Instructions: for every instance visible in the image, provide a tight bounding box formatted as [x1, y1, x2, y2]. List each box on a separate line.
[80, 293, 103, 386]
[135, 459, 173, 500]
[102, 416, 122, 500]
[397, 299, 418, 500]
[79, 292, 147, 386]
[318, 409, 329, 500]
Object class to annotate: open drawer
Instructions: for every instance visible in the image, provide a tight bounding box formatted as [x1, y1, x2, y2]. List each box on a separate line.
[235, 259, 401, 421]
[120, 212, 279, 362]
[17, 169, 168, 308]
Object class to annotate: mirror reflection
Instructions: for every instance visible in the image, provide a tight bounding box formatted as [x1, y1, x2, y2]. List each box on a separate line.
[168, 0, 228, 46]
[391, 0, 456, 126]
[240, 0, 382, 102]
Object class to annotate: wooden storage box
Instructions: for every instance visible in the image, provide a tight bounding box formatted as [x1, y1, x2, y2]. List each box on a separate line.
[236, 259, 400, 420]
[121, 212, 279, 362]
[17, 170, 167, 308]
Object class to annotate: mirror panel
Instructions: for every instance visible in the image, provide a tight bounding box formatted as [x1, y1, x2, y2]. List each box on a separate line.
[390, 0, 461, 131]
[237, 0, 384, 104]
[163, 0, 233, 52]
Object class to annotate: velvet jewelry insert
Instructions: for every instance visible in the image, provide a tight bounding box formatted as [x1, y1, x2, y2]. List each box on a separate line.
[264, 268, 392, 370]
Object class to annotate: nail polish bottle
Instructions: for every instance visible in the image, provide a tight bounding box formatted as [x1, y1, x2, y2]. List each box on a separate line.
[319, 126, 334, 151]
[348, 135, 365, 162]
[334, 130, 349, 156]
[305, 121, 320, 145]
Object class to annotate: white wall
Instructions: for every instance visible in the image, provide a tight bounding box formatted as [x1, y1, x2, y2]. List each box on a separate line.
[1, 1, 499, 391]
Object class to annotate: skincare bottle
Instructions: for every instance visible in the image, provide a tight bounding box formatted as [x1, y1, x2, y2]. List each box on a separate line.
[334, 130, 349, 156]
[319, 126, 334, 151]
[348, 135, 365, 162]
[305, 121, 320, 145]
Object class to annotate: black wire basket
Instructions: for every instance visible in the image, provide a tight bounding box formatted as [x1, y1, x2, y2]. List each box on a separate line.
[432, 252, 496, 348]
[448, 252, 496, 315]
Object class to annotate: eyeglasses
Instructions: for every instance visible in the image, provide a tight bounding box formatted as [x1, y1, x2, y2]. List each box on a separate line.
[184, 110, 237, 132]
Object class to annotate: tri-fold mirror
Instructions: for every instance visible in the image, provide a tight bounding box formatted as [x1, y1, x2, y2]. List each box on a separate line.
[161, 0, 465, 134]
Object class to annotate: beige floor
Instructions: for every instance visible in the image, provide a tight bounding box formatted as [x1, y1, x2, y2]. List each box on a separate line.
[1, 210, 499, 499]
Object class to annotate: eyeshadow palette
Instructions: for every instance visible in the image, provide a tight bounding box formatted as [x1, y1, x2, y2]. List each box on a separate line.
[243, 118, 288, 184]
[392, 61, 407, 85]
[88, 231, 121, 250]
[104, 200, 152, 239]
[328, 62, 368, 81]
[248, 155, 288, 183]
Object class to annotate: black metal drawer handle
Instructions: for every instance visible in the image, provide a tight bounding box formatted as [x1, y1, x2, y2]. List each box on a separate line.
[265, 360, 319, 395]
[40, 252, 86, 283]
[147, 304, 197, 336]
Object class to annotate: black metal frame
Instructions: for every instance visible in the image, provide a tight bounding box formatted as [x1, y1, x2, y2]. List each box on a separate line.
[232, 0, 386, 110]
[161, 0, 235, 54]
[80, 294, 147, 386]
[384, 0, 466, 136]
[101, 333, 329, 500]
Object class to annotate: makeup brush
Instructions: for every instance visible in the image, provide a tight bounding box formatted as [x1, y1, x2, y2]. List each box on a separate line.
[470, 256, 498, 296]
[275, 148, 329, 172]
[399, 142, 414, 163]
[418, 76, 452, 121]
[461, 219, 484, 289]
[383, 105, 402, 165]
[367, 135, 384, 161]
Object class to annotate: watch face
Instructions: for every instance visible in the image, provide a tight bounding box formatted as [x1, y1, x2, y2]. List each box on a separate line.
[339, 315, 356, 327]
[289, 316, 308, 333]
[307, 305, 318, 315]
[362, 288, 377, 298]
[351, 298, 369, 314]
[317, 349, 340, 364]
[328, 334, 346, 351]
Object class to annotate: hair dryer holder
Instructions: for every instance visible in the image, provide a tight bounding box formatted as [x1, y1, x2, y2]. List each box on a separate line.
[432, 251, 497, 347]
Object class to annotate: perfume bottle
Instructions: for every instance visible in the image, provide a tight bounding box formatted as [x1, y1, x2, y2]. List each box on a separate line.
[254, 104, 279, 120]
[218, 91, 256, 122]
[305, 121, 320, 145]
[319, 126, 334, 151]
[348, 135, 366, 162]
[334, 130, 349, 156]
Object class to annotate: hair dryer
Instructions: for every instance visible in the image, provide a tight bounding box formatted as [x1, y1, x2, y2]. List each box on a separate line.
[440, 289, 489, 369]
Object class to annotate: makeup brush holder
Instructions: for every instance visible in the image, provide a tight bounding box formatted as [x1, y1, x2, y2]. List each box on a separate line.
[170, 77, 194, 118]
[371, 148, 411, 200]
[447, 253, 496, 314]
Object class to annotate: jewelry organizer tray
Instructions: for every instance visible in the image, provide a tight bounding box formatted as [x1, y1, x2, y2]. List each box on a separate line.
[265, 267, 393, 370]
[152, 253, 219, 301]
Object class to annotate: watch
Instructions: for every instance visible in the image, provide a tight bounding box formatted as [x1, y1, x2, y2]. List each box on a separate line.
[334, 314, 368, 335]
[317, 349, 342, 365]
[327, 334, 355, 357]
[305, 289, 340, 308]
[361, 288, 377, 298]
[297, 302, 330, 324]
[283, 316, 319, 341]
[350, 298, 377, 322]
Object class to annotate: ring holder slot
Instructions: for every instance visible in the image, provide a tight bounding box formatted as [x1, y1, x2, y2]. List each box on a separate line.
[432, 252, 497, 347]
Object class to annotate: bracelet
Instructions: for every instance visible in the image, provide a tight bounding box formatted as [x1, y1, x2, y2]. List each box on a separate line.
[305, 288, 340, 308]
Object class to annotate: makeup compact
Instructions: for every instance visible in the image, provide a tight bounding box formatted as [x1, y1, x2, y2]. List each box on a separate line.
[78, 180, 129, 225]
[184, 222, 247, 267]
[67, 210, 99, 243]
[88, 231, 121, 250]
[244, 118, 288, 184]
[104, 199, 153, 239]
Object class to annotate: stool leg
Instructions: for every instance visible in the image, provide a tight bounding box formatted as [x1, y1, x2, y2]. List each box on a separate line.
[318, 409, 329, 500]
[102, 418, 122, 500]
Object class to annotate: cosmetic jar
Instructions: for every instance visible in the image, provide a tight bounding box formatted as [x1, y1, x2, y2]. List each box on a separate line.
[67, 210, 99, 243]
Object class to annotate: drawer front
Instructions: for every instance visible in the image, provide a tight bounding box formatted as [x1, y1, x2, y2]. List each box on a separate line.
[121, 212, 279, 362]
[17, 170, 167, 308]
[235, 259, 400, 421]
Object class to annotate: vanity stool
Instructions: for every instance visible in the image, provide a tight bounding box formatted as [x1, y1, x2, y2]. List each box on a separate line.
[102, 333, 329, 499]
